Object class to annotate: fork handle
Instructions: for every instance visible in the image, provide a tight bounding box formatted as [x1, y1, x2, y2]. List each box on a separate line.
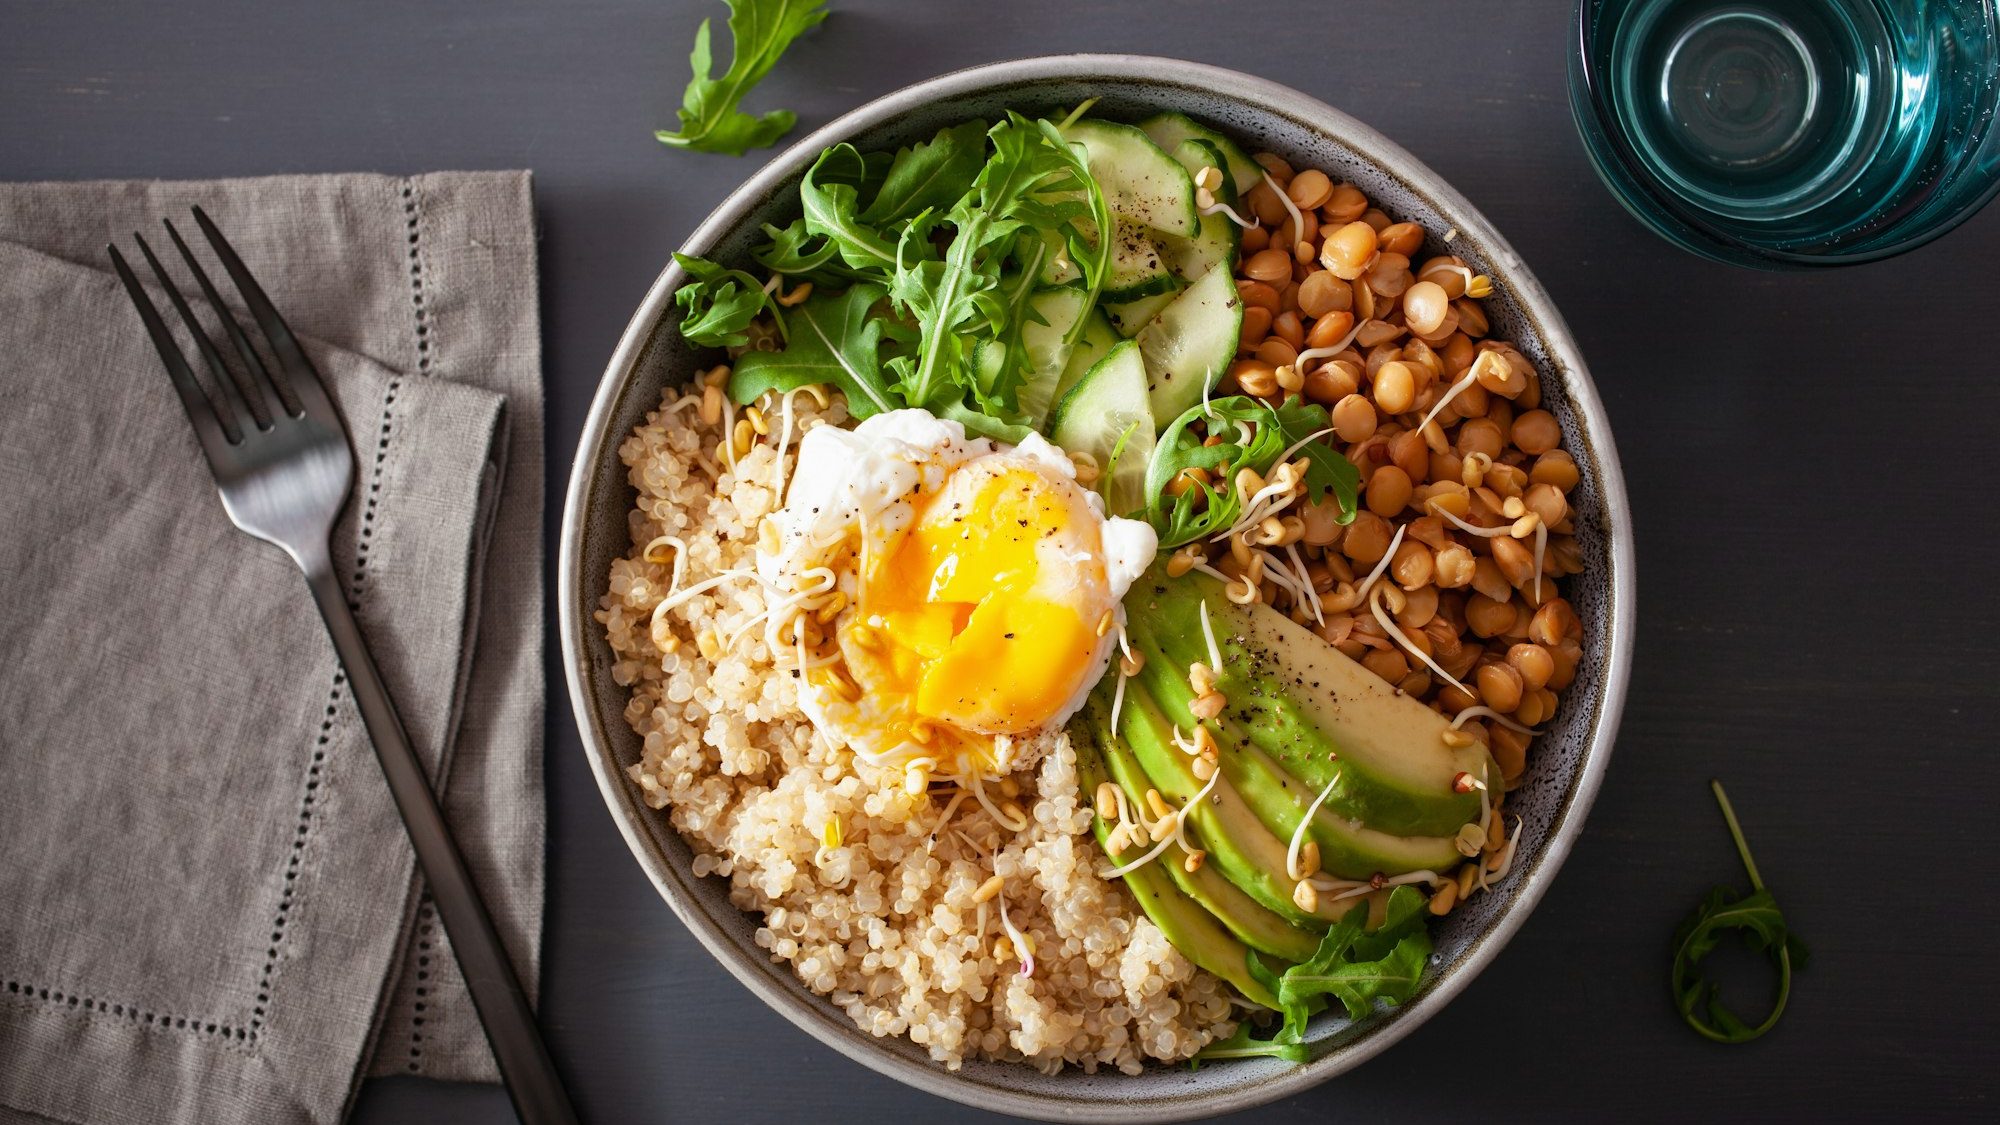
[302, 559, 579, 1125]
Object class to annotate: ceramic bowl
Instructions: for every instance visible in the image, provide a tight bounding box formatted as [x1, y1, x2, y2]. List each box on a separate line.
[559, 54, 1635, 1122]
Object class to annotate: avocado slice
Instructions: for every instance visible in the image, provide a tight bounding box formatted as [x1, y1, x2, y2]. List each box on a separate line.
[1114, 685, 1371, 928]
[1126, 627, 1468, 880]
[1130, 572, 1496, 837]
[1079, 699, 1320, 963]
[1072, 728, 1281, 1007]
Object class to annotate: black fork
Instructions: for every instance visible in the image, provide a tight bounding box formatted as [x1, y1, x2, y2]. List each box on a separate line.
[112, 209, 578, 1125]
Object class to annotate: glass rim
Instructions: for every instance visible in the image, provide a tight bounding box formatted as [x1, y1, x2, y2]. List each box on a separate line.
[1568, 0, 2000, 268]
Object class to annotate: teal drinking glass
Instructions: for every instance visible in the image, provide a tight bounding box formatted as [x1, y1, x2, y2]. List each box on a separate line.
[1570, 0, 2000, 266]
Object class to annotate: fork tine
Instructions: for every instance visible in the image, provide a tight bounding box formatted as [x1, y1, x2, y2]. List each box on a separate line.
[108, 244, 239, 456]
[163, 217, 292, 425]
[188, 207, 328, 422]
[134, 232, 262, 435]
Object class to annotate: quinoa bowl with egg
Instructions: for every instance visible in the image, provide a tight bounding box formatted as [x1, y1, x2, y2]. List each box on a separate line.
[560, 55, 1635, 1122]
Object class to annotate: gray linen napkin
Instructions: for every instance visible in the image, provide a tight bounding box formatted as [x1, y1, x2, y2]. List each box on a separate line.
[0, 172, 544, 1124]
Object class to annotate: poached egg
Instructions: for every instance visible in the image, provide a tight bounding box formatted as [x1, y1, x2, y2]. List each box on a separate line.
[759, 409, 1155, 779]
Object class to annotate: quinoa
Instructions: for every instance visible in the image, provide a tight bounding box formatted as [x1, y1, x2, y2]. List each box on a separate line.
[597, 385, 1234, 1073]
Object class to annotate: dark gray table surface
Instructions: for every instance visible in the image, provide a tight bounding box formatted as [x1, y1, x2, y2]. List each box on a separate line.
[6, 1, 1995, 1121]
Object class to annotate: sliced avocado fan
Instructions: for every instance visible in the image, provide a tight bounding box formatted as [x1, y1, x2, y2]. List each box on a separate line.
[1128, 570, 1498, 838]
[1074, 568, 1494, 1011]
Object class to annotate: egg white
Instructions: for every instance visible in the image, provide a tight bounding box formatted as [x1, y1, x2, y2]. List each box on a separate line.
[757, 409, 1156, 775]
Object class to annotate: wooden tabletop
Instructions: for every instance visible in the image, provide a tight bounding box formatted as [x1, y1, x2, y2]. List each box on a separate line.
[6, 0, 1994, 1120]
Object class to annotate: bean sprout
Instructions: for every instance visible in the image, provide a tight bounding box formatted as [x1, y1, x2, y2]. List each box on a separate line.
[1199, 598, 1223, 671]
[1285, 769, 1341, 880]
[1451, 705, 1544, 736]
[997, 890, 1034, 977]
[968, 772, 1028, 834]
[1411, 369, 1479, 440]
[1101, 756, 1220, 880]
[1369, 583, 1471, 695]
[1353, 523, 1408, 602]
[1199, 200, 1257, 229]
[1285, 541, 1324, 625]
[1327, 869, 1444, 902]
[641, 535, 690, 596]
[1429, 503, 1517, 540]
[1262, 170, 1308, 257]
[1290, 321, 1366, 370]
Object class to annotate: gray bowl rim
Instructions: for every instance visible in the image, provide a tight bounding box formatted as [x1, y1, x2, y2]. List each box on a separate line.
[558, 53, 1637, 1122]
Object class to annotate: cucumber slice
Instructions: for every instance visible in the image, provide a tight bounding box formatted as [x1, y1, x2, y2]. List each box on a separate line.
[970, 337, 1005, 400]
[1016, 287, 1090, 425]
[1061, 119, 1200, 238]
[1047, 340, 1156, 514]
[1136, 265, 1243, 424]
[1139, 111, 1261, 196]
[1103, 290, 1179, 338]
[1051, 306, 1119, 408]
[1156, 138, 1241, 285]
[1102, 217, 1179, 302]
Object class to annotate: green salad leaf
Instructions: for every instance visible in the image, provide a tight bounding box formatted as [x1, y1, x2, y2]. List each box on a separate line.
[1188, 1023, 1311, 1065]
[750, 219, 844, 280]
[861, 120, 989, 225]
[800, 143, 903, 273]
[890, 115, 1081, 414]
[1189, 953, 1309, 1066]
[655, 0, 828, 157]
[671, 253, 781, 348]
[729, 283, 900, 418]
[969, 261, 1050, 411]
[1278, 885, 1431, 1024]
[1144, 395, 1361, 548]
[681, 112, 1106, 442]
[930, 398, 1038, 446]
[1192, 886, 1432, 1066]
[1671, 781, 1808, 1044]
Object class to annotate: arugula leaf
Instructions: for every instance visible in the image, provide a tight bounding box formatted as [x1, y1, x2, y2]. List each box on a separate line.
[1671, 781, 1807, 1044]
[729, 283, 901, 418]
[1143, 395, 1360, 548]
[968, 261, 1049, 412]
[1268, 396, 1357, 507]
[712, 111, 1109, 446]
[1193, 887, 1432, 1066]
[671, 252, 780, 348]
[1189, 1021, 1311, 1065]
[655, 0, 828, 156]
[1190, 950, 1305, 1065]
[1033, 117, 1114, 349]
[931, 398, 1037, 445]
[861, 120, 990, 226]
[751, 219, 839, 274]
[800, 143, 904, 274]
[890, 114, 1104, 417]
[1277, 887, 1431, 1023]
[708, 110, 1111, 440]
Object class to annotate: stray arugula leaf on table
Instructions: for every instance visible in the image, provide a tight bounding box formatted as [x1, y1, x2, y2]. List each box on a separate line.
[655, 0, 828, 157]
[1671, 781, 1808, 1044]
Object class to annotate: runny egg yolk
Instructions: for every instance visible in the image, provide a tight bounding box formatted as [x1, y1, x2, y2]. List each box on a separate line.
[840, 464, 1107, 754]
